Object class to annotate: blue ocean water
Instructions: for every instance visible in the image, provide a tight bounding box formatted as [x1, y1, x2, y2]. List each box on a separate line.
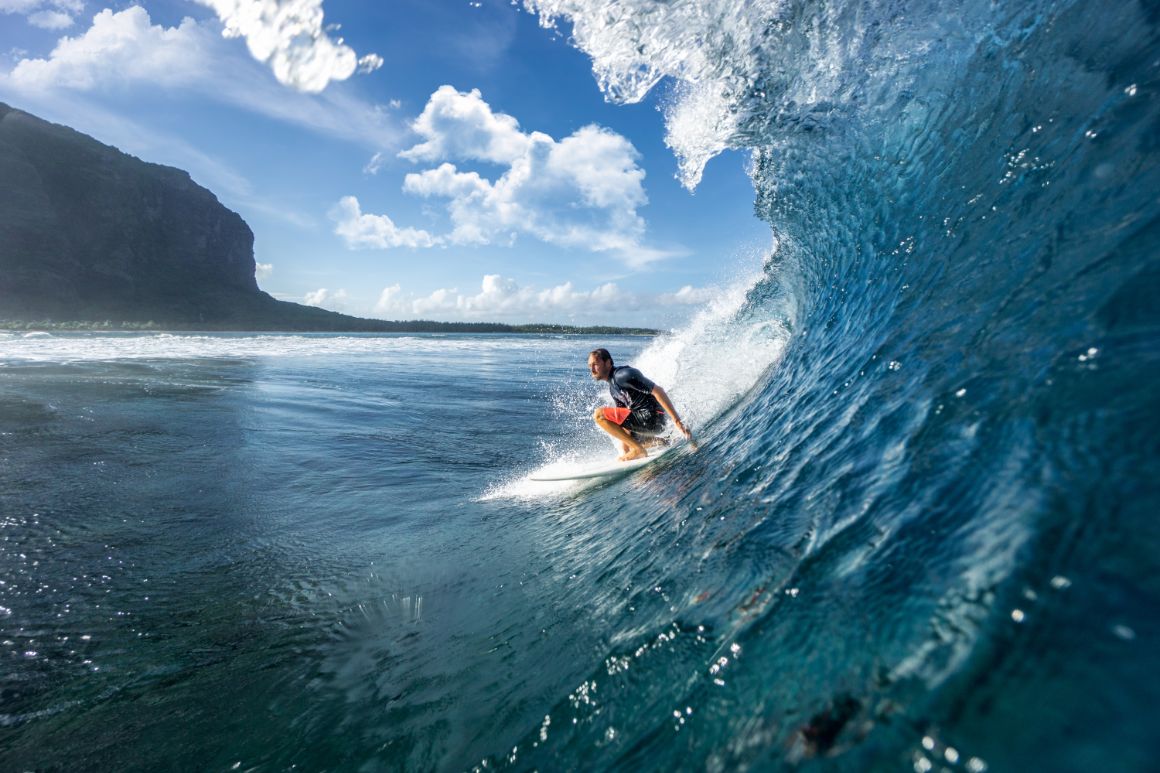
[4, 0, 1160, 769]
[0, 333, 671, 769]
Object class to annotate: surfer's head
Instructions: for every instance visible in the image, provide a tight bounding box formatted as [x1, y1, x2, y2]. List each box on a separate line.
[588, 348, 613, 381]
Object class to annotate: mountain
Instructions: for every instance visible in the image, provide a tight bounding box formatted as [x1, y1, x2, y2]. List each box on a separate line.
[0, 102, 275, 325]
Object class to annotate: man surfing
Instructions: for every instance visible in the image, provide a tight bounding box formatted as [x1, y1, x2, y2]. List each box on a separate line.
[588, 348, 693, 461]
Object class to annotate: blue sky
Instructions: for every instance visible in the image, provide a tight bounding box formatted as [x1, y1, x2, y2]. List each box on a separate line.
[0, 0, 770, 327]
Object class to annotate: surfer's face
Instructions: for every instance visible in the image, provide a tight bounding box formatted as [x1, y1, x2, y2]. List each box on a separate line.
[588, 354, 611, 381]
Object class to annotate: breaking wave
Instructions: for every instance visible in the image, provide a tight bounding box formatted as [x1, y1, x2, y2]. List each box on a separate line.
[487, 0, 1160, 768]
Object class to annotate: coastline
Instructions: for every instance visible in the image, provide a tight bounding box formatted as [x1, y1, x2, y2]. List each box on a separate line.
[0, 319, 660, 336]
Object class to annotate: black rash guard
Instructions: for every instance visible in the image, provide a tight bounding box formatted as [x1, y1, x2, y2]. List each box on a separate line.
[609, 365, 667, 433]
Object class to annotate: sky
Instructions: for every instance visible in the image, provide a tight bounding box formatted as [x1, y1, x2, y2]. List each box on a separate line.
[0, 0, 771, 328]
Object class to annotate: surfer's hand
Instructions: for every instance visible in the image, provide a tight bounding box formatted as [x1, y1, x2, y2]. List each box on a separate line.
[675, 419, 693, 442]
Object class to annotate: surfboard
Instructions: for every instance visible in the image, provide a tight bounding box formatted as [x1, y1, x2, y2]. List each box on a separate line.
[529, 444, 676, 482]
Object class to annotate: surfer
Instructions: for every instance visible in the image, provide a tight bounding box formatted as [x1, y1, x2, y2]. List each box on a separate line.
[588, 348, 693, 461]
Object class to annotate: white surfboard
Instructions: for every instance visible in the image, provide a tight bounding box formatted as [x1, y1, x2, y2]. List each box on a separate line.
[529, 444, 677, 482]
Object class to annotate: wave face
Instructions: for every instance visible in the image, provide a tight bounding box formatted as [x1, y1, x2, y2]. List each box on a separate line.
[499, 0, 1160, 768]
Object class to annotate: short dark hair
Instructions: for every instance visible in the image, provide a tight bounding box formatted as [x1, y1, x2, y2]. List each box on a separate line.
[589, 348, 613, 365]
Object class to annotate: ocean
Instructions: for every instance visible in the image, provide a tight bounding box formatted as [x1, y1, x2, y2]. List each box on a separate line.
[4, 0, 1160, 769]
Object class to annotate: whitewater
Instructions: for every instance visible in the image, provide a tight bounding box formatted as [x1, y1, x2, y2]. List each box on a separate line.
[3, 0, 1160, 769]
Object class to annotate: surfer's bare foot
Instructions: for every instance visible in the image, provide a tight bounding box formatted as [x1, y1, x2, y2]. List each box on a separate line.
[618, 448, 648, 462]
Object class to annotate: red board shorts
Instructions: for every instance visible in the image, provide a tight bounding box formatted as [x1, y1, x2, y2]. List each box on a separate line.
[601, 407, 633, 425]
[600, 406, 667, 436]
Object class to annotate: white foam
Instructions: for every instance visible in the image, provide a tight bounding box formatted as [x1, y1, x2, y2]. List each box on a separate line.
[480, 457, 604, 501]
[634, 266, 787, 434]
[524, 0, 783, 187]
[663, 80, 740, 189]
[0, 332, 540, 363]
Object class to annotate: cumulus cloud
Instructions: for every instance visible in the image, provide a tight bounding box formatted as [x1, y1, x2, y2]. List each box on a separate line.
[329, 196, 440, 249]
[1, 7, 400, 149]
[1, 0, 80, 29]
[28, 9, 72, 29]
[399, 85, 529, 165]
[192, 0, 381, 93]
[374, 274, 710, 322]
[338, 86, 675, 268]
[663, 284, 715, 305]
[5, 8, 216, 90]
[256, 262, 274, 279]
[304, 287, 347, 309]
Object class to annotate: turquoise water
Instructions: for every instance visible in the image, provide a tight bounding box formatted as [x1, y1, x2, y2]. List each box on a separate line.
[0, 333, 674, 769]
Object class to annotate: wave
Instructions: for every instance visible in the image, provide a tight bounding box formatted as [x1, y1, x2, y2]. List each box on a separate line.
[493, 0, 1160, 767]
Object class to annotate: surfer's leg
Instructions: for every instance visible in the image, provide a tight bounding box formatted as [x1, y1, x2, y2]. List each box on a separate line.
[594, 408, 648, 461]
[631, 413, 670, 450]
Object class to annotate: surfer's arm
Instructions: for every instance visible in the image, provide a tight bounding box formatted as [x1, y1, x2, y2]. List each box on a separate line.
[651, 386, 692, 441]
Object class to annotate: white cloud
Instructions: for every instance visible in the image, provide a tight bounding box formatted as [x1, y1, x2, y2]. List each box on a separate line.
[357, 53, 383, 74]
[191, 0, 381, 93]
[0, 0, 79, 28]
[0, 7, 401, 150]
[374, 283, 407, 315]
[27, 9, 72, 29]
[329, 196, 440, 249]
[399, 85, 529, 165]
[363, 151, 387, 175]
[338, 86, 675, 267]
[256, 262, 274, 279]
[373, 274, 710, 322]
[663, 284, 715, 305]
[6, 8, 212, 90]
[0, 0, 81, 10]
[304, 287, 347, 308]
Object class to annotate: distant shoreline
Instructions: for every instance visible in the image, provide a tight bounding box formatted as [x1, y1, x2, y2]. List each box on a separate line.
[0, 319, 660, 336]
